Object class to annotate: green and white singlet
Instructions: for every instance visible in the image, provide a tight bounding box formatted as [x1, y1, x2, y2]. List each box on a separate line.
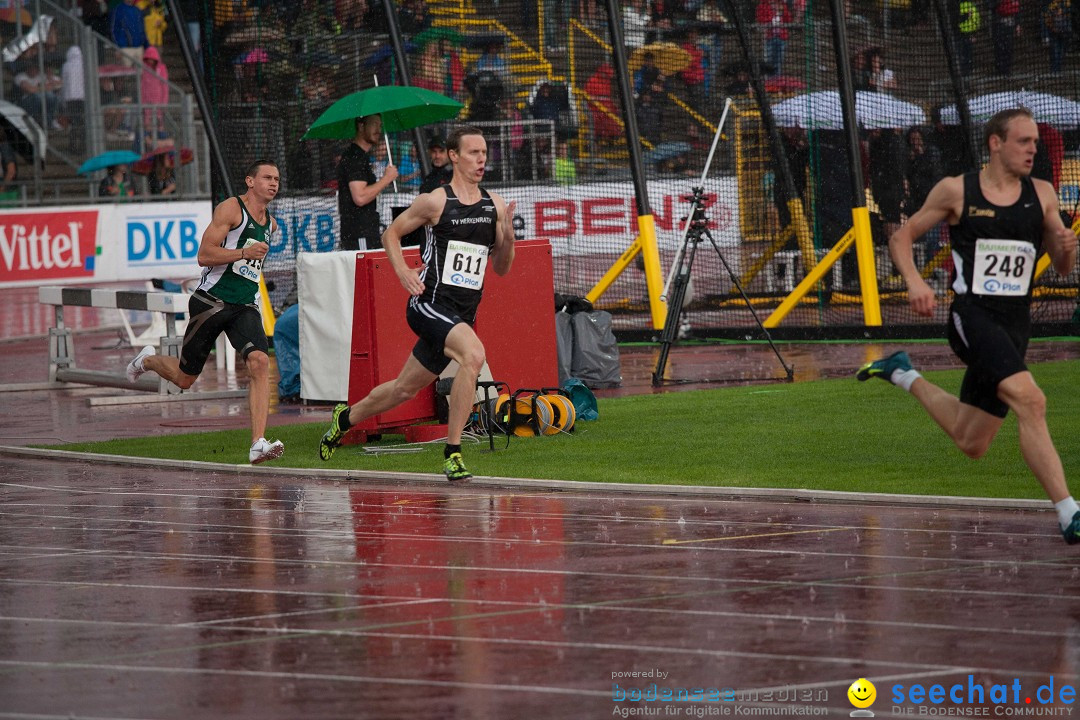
[196, 197, 273, 305]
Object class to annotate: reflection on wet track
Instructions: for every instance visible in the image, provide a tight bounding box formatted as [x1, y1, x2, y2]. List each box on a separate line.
[1, 458, 1079, 718]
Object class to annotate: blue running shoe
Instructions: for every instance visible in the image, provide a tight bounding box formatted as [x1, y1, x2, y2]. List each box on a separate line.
[1063, 511, 1080, 545]
[856, 351, 913, 383]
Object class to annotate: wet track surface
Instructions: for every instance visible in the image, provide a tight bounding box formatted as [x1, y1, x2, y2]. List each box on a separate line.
[2, 284, 1080, 718]
[4, 458, 1080, 719]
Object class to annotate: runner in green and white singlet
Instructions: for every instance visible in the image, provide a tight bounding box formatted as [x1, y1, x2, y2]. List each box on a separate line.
[125, 160, 286, 465]
[195, 196, 274, 305]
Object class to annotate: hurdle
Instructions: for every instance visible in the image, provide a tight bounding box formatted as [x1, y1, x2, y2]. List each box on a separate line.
[31, 286, 246, 405]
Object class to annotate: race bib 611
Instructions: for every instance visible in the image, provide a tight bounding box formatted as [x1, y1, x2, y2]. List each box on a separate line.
[972, 238, 1035, 296]
[440, 239, 488, 291]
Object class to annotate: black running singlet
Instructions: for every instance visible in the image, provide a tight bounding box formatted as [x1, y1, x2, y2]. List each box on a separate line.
[949, 172, 1044, 307]
[417, 185, 497, 322]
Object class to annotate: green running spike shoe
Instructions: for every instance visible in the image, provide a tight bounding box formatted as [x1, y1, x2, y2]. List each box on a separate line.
[443, 452, 472, 482]
[856, 350, 913, 383]
[319, 403, 349, 461]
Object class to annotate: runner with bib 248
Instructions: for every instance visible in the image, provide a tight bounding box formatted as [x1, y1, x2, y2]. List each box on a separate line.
[857, 107, 1080, 544]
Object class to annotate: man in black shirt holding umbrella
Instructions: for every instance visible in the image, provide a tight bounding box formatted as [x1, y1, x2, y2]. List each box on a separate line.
[337, 114, 398, 250]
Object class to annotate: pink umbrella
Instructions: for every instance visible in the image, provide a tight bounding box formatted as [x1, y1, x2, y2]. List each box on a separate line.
[235, 48, 270, 65]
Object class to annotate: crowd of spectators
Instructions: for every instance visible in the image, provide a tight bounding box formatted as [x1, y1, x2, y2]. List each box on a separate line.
[1, 0, 181, 198]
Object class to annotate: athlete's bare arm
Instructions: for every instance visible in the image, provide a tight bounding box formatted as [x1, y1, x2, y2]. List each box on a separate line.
[889, 175, 964, 317]
[1033, 178, 1078, 278]
[197, 197, 268, 267]
[490, 192, 517, 276]
[383, 189, 446, 295]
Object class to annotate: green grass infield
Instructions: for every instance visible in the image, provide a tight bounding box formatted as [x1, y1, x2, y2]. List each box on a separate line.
[46, 360, 1080, 500]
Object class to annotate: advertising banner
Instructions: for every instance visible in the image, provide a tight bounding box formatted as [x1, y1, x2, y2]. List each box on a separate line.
[0, 201, 212, 288]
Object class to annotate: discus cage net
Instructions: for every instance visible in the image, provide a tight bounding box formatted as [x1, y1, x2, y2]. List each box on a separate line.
[197, 0, 1080, 336]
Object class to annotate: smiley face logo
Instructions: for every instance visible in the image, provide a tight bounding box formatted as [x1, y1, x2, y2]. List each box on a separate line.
[847, 678, 876, 709]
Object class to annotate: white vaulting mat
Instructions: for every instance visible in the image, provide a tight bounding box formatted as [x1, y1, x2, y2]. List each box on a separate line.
[298, 250, 356, 402]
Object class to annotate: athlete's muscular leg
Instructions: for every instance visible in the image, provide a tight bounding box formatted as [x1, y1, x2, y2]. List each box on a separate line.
[441, 323, 486, 446]
[345, 354, 437, 426]
[142, 354, 198, 390]
[909, 377, 1004, 459]
[997, 371, 1069, 503]
[244, 350, 271, 443]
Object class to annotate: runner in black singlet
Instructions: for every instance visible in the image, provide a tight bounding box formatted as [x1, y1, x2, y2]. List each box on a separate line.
[857, 108, 1080, 544]
[318, 125, 517, 482]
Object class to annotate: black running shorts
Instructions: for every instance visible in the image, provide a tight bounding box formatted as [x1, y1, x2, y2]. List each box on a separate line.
[406, 299, 467, 375]
[178, 290, 268, 376]
[947, 297, 1030, 418]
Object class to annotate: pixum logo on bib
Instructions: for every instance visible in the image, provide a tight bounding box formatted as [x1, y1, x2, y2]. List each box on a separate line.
[0, 211, 98, 283]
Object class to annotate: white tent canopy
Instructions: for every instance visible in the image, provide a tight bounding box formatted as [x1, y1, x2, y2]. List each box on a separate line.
[772, 90, 928, 130]
[940, 91, 1080, 129]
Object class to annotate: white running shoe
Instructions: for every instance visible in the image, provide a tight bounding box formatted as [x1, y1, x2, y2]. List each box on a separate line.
[126, 345, 156, 382]
[249, 438, 284, 465]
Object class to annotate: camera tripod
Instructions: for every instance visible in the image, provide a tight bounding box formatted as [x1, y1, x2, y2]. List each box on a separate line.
[651, 186, 795, 386]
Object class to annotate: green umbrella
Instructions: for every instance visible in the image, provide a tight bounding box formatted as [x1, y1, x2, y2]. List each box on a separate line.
[412, 26, 463, 50]
[301, 85, 464, 140]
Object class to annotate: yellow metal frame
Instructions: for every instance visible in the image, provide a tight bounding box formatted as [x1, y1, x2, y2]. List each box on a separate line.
[585, 215, 668, 329]
[764, 206, 882, 328]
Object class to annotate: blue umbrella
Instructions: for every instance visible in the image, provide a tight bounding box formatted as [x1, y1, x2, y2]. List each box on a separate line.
[77, 150, 142, 175]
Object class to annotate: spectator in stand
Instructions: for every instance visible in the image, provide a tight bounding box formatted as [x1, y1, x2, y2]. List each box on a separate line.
[678, 27, 706, 107]
[865, 48, 896, 92]
[851, 47, 871, 90]
[529, 82, 563, 130]
[585, 62, 621, 140]
[14, 61, 63, 131]
[141, 46, 169, 143]
[903, 126, 945, 258]
[635, 81, 666, 146]
[576, 0, 602, 28]
[61, 46, 85, 153]
[473, 41, 509, 82]
[846, 0, 875, 53]
[956, 1, 980, 76]
[723, 63, 753, 96]
[1043, 0, 1071, 74]
[696, 0, 727, 97]
[992, 0, 1021, 76]
[148, 153, 177, 195]
[99, 164, 136, 198]
[412, 41, 445, 93]
[633, 52, 663, 97]
[80, 0, 110, 39]
[0, 129, 18, 197]
[554, 140, 577, 185]
[1033, 122, 1064, 189]
[868, 128, 905, 250]
[139, 0, 167, 47]
[395, 142, 422, 191]
[398, 0, 431, 36]
[756, 0, 791, 77]
[439, 38, 465, 101]
[418, 135, 452, 194]
[904, 127, 944, 216]
[622, 0, 651, 49]
[111, 0, 148, 68]
[177, 0, 202, 71]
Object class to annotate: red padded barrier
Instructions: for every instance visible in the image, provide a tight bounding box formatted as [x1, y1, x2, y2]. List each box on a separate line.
[348, 239, 558, 436]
